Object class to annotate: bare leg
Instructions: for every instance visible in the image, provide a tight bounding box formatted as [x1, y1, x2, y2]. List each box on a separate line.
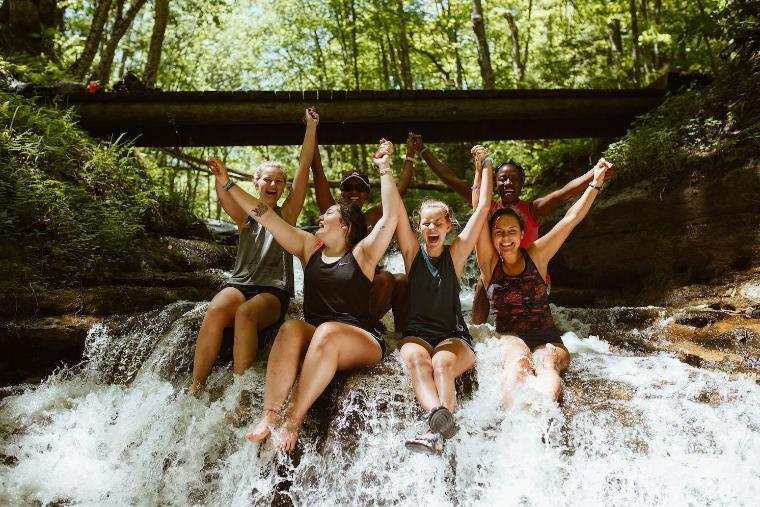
[399, 341, 438, 412]
[227, 294, 282, 425]
[368, 270, 394, 323]
[245, 320, 315, 442]
[471, 277, 490, 325]
[278, 322, 382, 451]
[190, 288, 245, 395]
[500, 335, 532, 408]
[431, 340, 476, 412]
[232, 293, 281, 375]
[531, 343, 571, 403]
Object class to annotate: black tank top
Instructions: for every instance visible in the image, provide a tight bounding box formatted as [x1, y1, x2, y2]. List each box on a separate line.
[302, 247, 376, 334]
[403, 246, 471, 340]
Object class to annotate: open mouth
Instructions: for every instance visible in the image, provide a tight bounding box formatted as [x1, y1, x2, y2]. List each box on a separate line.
[499, 241, 516, 250]
[348, 196, 360, 202]
[427, 233, 441, 244]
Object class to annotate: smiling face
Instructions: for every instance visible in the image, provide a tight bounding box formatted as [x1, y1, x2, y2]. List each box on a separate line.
[316, 204, 344, 238]
[494, 163, 524, 204]
[418, 204, 452, 254]
[340, 179, 370, 207]
[255, 165, 287, 206]
[491, 213, 524, 257]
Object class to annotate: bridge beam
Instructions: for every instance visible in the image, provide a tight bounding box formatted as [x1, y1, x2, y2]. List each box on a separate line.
[34, 88, 670, 146]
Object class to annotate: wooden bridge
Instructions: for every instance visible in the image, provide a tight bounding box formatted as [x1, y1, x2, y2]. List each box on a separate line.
[32, 74, 693, 146]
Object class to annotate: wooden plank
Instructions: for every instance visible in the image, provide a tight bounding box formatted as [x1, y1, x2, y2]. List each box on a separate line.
[29, 88, 669, 146]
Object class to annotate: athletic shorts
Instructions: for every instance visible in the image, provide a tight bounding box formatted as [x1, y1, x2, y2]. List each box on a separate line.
[399, 333, 475, 355]
[223, 283, 291, 325]
[516, 327, 564, 350]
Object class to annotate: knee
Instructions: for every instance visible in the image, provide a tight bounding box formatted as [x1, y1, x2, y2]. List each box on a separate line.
[310, 323, 342, 353]
[431, 354, 455, 379]
[235, 304, 259, 325]
[402, 348, 432, 374]
[205, 300, 233, 322]
[272, 320, 305, 348]
[503, 346, 532, 373]
[534, 348, 567, 371]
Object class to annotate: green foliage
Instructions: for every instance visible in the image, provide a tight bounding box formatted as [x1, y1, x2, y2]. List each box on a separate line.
[0, 90, 200, 287]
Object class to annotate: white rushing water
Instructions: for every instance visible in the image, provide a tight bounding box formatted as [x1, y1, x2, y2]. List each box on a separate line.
[1, 254, 759, 506]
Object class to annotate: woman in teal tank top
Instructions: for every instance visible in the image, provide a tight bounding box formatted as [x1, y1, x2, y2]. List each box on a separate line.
[395, 146, 493, 454]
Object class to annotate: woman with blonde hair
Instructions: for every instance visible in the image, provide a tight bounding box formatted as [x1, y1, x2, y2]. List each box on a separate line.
[395, 146, 493, 454]
[189, 109, 317, 396]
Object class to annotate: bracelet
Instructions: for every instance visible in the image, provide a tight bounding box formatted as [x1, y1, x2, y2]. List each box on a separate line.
[404, 156, 415, 163]
[223, 179, 236, 191]
[481, 156, 494, 166]
[418, 147, 428, 156]
[588, 183, 603, 191]
[471, 184, 481, 191]
[378, 167, 391, 176]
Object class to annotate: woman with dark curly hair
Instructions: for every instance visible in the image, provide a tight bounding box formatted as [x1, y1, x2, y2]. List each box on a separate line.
[208, 138, 401, 451]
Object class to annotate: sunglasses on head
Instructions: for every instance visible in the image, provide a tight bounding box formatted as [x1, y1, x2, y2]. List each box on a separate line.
[342, 183, 368, 192]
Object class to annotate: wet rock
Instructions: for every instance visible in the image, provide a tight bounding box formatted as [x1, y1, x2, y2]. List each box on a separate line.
[0, 271, 226, 317]
[717, 326, 758, 345]
[546, 165, 759, 307]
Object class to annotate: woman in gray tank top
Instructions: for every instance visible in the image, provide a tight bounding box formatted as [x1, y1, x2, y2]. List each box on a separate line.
[189, 109, 318, 397]
[395, 146, 493, 454]
[208, 139, 401, 452]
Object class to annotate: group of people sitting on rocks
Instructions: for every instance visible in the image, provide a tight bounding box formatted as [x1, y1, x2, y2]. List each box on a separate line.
[189, 108, 612, 454]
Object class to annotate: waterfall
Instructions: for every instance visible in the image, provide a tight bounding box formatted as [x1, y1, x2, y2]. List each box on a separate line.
[1, 253, 759, 506]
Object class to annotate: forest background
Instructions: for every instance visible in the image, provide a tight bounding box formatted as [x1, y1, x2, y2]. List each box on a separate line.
[1, 0, 757, 287]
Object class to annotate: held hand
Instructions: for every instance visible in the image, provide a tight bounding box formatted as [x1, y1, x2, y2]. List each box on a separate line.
[303, 107, 319, 127]
[373, 138, 394, 169]
[592, 158, 611, 184]
[406, 132, 417, 156]
[470, 144, 489, 163]
[208, 158, 230, 184]
[413, 133, 425, 154]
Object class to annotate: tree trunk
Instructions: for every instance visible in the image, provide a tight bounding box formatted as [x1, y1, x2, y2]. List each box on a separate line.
[349, 0, 360, 89]
[504, 12, 523, 83]
[0, 0, 63, 58]
[695, 0, 718, 73]
[629, 0, 641, 85]
[396, 0, 413, 89]
[521, 0, 533, 83]
[471, 0, 495, 89]
[607, 18, 624, 84]
[70, 0, 113, 80]
[379, 38, 390, 88]
[143, 0, 169, 88]
[96, 0, 149, 86]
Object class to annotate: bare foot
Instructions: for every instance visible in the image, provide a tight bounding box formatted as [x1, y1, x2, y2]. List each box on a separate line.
[273, 416, 303, 452]
[245, 409, 279, 442]
[188, 380, 204, 397]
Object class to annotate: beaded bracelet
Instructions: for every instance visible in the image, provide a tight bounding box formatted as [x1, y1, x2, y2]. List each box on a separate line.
[588, 183, 603, 191]
[223, 180, 236, 191]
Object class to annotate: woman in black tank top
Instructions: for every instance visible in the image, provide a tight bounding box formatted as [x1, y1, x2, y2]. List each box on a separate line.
[475, 159, 612, 408]
[209, 138, 401, 451]
[395, 146, 493, 454]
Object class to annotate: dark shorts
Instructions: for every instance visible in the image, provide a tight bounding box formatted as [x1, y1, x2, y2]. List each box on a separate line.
[514, 327, 564, 350]
[306, 317, 386, 358]
[400, 333, 475, 355]
[223, 283, 291, 324]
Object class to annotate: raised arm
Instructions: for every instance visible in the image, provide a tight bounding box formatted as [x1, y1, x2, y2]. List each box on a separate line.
[531, 159, 611, 274]
[354, 140, 401, 280]
[530, 163, 614, 221]
[280, 108, 319, 225]
[415, 133, 472, 203]
[310, 135, 336, 214]
[214, 173, 249, 226]
[395, 170, 420, 274]
[208, 158, 316, 265]
[364, 133, 417, 225]
[450, 148, 493, 278]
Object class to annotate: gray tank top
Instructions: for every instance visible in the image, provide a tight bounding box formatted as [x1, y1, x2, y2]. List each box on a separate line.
[227, 208, 294, 295]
